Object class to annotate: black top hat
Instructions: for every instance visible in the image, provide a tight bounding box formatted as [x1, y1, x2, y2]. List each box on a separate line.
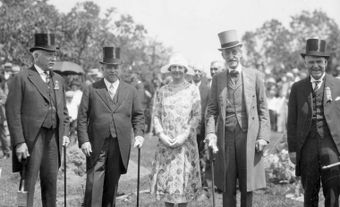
[29, 33, 59, 52]
[301, 38, 329, 58]
[100, 47, 121, 65]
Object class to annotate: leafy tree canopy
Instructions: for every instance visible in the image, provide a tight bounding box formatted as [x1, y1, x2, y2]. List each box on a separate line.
[242, 10, 340, 77]
[0, 0, 172, 79]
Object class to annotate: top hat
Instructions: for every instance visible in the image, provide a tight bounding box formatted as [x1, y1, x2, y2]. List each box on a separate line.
[301, 38, 329, 58]
[218, 30, 243, 51]
[29, 33, 59, 52]
[100, 47, 121, 65]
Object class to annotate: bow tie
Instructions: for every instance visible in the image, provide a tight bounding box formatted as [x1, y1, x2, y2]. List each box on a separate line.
[229, 70, 239, 77]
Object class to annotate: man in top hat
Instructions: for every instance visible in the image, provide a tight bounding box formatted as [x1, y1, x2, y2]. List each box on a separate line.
[77, 46, 145, 207]
[287, 38, 340, 207]
[205, 30, 270, 207]
[5, 33, 70, 207]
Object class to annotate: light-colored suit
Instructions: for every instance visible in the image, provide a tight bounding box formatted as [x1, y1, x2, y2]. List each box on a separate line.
[206, 68, 270, 192]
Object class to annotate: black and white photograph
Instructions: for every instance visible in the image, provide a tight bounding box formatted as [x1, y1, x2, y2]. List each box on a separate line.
[0, 0, 340, 206]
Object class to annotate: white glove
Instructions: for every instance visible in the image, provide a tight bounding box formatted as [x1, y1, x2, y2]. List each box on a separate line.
[205, 133, 218, 153]
[159, 132, 175, 147]
[255, 139, 268, 152]
[16, 143, 30, 162]
[81, 142, 92, 157]
[62, 136, 70, 147]
[134, 136, 144, 148]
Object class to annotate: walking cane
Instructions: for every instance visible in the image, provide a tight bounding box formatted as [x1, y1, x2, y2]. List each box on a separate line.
[210, 148, 216, 207]
[64, 145, 67, 207]
[136, 147, 141, 207]
[17, 160, 27, 207]
[322, 161, 340, 170]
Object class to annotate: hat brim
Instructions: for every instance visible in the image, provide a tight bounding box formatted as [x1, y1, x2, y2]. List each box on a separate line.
[301, 52, 330, 59]
[218, 43, 243, 51]
[160, 64, 193, 74]
[29, 46, 59, 53]
[99, 61, 121, 65]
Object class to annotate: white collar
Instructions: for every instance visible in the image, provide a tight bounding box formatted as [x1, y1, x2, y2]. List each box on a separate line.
[104, 78, 119, 89]
[310, 73, 325, 83]
[34, 64, 48, 75]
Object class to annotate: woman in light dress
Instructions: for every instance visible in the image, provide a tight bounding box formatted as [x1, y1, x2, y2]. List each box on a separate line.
[150, 54, 202, 207]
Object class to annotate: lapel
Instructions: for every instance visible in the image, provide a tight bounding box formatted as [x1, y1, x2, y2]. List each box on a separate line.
[219, 71, 229, 113]
[301, 77, 313, 114]
[95, 79, 115, 111]
[242, 69, 254, 116]
[51, 72, 61, 106]
[111, 81, 128, 112]
[27, 66, 49, 102]
[95, 79, 128, 112]
[323, 74, 334, 107]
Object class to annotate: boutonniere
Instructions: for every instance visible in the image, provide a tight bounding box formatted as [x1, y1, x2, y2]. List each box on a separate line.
[325, 86, 332, 103]
[54, 80, 60, 90]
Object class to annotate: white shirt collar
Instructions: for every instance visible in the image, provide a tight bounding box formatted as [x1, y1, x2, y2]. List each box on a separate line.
[310, 73, 325, 83]
[104, 78, 119, 89]
[34, 64, 46, 74]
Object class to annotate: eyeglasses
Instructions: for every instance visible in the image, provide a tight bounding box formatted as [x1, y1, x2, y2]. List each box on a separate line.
[210, 67, 218, 71]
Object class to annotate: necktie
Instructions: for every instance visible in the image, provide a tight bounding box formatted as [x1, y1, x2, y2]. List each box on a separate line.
[229, 70, 239, 85]
[313, 80, 320, 92]
[44, 71, 51, 84]
[229, 70, 239, 77]
[109, 84, 115, 100]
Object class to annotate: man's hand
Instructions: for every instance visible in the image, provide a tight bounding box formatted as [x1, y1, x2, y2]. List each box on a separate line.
[16, 143, 30, 162]
[134, 136, 144, 148]
[81, 142, 92, 157]
[159, 132, 175, 147]
[62, 136, 70, 147]
[289, 152, 296, 165]
[204, 133, 218, 153]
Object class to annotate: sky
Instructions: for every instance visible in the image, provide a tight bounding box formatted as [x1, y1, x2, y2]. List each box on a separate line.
[49, 0, 340, 73]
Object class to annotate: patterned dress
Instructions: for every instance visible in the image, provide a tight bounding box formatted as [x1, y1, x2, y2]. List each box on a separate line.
[150, 81, 202, 203]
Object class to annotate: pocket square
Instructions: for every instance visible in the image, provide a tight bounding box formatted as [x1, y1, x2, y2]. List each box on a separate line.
[335, 96, 340, 101]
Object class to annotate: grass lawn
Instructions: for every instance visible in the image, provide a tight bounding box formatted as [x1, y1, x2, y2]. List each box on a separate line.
[0, 132, 309, 206]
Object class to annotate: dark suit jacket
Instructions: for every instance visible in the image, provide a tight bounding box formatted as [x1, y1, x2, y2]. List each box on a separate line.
[198, 80, 210, 136]
[5, 66, 70, 172]
[287, 74, 340, 176]
[77, 79, 145, 173]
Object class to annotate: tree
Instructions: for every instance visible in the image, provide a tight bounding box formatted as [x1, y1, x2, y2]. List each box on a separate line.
[0, 0, 172, 75]
[0, 0, 61, 67]
[242, 10, 340, 76]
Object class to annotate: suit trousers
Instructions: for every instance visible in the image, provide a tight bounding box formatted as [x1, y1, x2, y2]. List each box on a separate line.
[24, 128, 59, 207]
[300, 124, 340, 207]
[223, 117, 253, 207]
[84, 137, 123, 207]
